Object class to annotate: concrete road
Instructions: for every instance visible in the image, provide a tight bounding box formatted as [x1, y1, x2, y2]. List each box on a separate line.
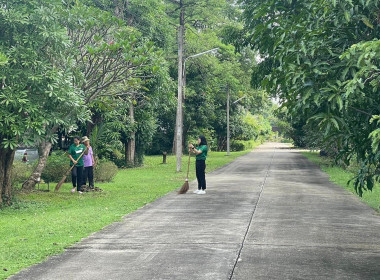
[10, 143, 380, 280]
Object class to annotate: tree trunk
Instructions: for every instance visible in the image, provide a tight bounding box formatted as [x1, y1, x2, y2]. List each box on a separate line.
[114, 0, 125, 20]
[172, 133, 176, 154]
[87, 111, 102, 137]
[126, 100, 135, 167]
[124, 140, 128, 166]
[126, 132, 135, 167]
[175, 0, 185, 172]
[22, 141, 52, 191]
[0, 145, 16, 206]
[57, 129, 63, 150]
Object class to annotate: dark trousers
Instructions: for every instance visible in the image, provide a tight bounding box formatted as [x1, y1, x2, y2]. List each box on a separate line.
[196, 160, 206, 190]
[71, 166, 83, 191]
[83, 166, 94, 188]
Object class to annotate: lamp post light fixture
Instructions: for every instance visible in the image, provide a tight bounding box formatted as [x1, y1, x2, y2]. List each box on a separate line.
[183, 48, 219, 99]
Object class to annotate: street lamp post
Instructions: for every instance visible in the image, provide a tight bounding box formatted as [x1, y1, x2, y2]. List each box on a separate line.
[226, 93, 247, 156]
[175, 48, 219, 172]
[183, 48, 219, 99]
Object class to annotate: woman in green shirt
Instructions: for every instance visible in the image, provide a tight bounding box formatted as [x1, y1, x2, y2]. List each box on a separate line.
[189, 135, 208, 195]
[68, 136, 87, 193]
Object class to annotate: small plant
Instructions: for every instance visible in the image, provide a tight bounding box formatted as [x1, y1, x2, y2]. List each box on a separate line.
[94, 160, 118, 182]
[41, 152, 70, 183]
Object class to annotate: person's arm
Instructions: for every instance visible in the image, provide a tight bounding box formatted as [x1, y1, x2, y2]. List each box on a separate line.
[68, 155, 77, 164]
[68, 149, 77, 165]
[193, 148, 202, 155]
[189, 144, 202, 155]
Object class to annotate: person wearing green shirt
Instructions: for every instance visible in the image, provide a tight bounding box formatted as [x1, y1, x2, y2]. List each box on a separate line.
[68, 136, 87, 193]
[189, 135, 208, 195]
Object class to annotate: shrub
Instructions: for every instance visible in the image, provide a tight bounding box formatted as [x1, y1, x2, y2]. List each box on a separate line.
[230, 141, 245, 151]
[230, 140, 261, 151]
[41, 152, 70, 183]
[94, 160, 118, 182]
[11, 161, 33, 185]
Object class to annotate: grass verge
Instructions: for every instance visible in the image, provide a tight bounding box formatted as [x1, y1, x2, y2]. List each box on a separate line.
[0, 148, 255, 279]
[301, 151, 380, 212]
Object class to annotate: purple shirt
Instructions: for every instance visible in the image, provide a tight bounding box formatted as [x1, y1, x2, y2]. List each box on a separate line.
[83, 146, 93, 167]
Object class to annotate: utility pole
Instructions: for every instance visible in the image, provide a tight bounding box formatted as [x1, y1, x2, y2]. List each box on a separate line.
[226, 85, 230, 156]
[173, 0, 218, 171]
[175, 47, 219, 171]
[175, 0, 185, 172]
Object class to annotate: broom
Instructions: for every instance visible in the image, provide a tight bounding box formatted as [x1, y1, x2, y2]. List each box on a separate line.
[55, 147, 87, 192]
[178, 149, 192, 194]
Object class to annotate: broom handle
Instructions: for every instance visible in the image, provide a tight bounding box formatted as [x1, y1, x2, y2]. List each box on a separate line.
[186, 150, 191, 179]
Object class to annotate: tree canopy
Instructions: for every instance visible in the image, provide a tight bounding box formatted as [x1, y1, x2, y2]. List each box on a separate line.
[239, 0, 380, 195]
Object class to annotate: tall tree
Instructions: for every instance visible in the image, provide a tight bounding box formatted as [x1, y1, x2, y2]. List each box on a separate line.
[239, 0, 380, 195]
[21, 3, 158, 190]
[0, 0, 87, 202]
[77, 0, 176, 167]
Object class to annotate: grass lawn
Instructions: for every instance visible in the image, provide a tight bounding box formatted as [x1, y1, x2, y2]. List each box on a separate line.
[301, 151, 380, 212]
[0, 149, 255, 279]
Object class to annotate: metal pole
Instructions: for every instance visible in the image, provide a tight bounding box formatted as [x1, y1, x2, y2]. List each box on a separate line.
[185, 48, 219, 60]
[227, 85, 230, 156]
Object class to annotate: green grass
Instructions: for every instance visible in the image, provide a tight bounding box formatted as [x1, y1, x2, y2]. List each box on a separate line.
[301, 151, 380, 212]
[0, 149, 254, 279]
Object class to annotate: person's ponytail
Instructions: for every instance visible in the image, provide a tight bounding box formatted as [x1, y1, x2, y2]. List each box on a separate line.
[199, 135, 207, 146]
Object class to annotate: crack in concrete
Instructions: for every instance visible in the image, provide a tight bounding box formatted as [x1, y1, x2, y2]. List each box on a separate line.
[228, 147, 276, 280]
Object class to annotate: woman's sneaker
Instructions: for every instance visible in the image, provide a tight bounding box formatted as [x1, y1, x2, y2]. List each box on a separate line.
[197, 190, 206, 195]
[71, 188, 76, 193]
[193, 189, 200, 194]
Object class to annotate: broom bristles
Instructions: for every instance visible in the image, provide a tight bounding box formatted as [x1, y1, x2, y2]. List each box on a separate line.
[178, 179, 189, 194]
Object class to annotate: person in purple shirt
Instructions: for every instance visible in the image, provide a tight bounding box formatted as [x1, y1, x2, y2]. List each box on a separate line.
[81, 136, 96, 189]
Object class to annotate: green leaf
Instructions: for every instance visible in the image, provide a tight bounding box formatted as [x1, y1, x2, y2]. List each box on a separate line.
[344, 11, 350, 22]
[361, 16, 374, 29]
[331, 118, 339, 129]
[336, 96, 343, 110]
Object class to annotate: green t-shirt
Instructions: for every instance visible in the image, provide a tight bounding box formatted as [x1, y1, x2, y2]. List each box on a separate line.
[69, 143, 86, 167]
[196, 145, 208, 161]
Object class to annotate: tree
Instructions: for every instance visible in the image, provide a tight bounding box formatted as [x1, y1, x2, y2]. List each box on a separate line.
[0, 0, 87, 202]
[70, 0, 175, 167]
[239, 0, 380, 195]
[21, 2, 159, 190]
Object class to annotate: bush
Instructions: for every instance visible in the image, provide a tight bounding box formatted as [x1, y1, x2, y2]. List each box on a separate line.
[94, 160, 118, 182]
[230, 141, 245, 151]
[41, 153, 118, 184]
[230, 140, 261, 151]
[11, 161, 33, 185]
[41, 152, 70, 183]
